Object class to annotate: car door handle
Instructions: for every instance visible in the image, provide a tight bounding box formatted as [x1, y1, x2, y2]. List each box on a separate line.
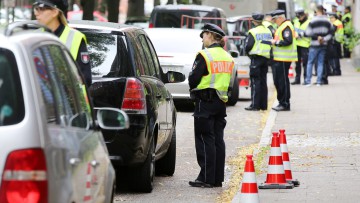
[69, 158, 81, 166]
[91, 160, 100, 167]
[156, 94, 162, 98]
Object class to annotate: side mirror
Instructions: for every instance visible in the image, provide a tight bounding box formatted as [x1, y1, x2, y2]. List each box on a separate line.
[229, 50, 239, 58]
[165, 71, 185, 83]
[95, 107, 130, 130]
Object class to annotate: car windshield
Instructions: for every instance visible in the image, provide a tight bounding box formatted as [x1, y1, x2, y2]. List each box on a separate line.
[79, 30, 132, 77]
[0, 49, 25, 126]
[148, 32, 202, 54]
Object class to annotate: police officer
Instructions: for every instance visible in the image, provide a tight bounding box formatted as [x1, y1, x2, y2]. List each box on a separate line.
[188, 23, 234, 188]
[292, 9, 310, 85]
[263, 12, 276, 37]
[328, 12, 343, 75]
[244, 12, 272, 111]
[341, 6, 352, 58]
[270, 10, 297, 111]
[33, 0, 92, 87]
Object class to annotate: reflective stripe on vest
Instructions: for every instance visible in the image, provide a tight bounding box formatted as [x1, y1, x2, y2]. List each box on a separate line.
[273, 21, 298, 62]
[59, 26, 87, 60]
[294, 19, 310, 48]
[194, 47, 234, 102]
[248, 25, 272, 58]
[334, 19, 344, 43]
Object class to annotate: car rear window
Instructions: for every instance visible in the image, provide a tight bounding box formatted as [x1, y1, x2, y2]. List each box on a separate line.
[79, 30, 132, 77]
[154, 10, 218, 29]
[0, 48, 25, 126]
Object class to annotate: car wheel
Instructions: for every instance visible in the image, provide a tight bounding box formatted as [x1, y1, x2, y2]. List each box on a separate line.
[156, 128, 176, 176]
[227, 77, 239, 106]
[129, 137, 155, 193]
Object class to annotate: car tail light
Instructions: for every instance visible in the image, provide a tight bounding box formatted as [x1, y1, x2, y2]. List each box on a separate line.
[0, 148, 48, 203]
[149, 23, 154, 28]
[121, 78, 147, 114]
[239, 79, 249, 87]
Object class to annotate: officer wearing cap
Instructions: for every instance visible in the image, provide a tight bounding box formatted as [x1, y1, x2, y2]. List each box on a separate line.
[263, 12, 276, 37]
[244, 12, 272, 111]
[188, 23, 234, 188]
[33, 0, 92, 87]
[328, 12, 343, 75]
[291, 9, 310, 85]
[270, 9, 297, 111]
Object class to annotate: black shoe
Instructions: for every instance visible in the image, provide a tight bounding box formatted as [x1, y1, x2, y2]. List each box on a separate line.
[272, 105, 290, 111]
[291, 81, 300, 85]
[244, 106, 260, 111]
[189, 180, 213, 188]
[213, 182, 223, 187]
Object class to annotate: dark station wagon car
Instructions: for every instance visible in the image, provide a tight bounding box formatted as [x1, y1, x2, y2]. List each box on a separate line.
[70, 21, 185, 192]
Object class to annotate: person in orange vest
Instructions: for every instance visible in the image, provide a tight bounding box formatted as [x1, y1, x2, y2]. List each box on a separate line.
[33, 0, 92, 87]
[270, 10, 297, 111]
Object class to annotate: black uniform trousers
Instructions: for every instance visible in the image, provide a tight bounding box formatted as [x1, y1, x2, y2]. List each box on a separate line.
[328, 41, 342, 75]
[343, 34, 351, 58]
[271, 61, 291, 108]
[294, 46, 309, 83]
[249, 56, 268, 110]
[193, 93, 226, 185]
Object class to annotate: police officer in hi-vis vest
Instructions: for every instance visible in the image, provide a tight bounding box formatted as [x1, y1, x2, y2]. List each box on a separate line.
[270, 10, 298, 111]
[328, 12, 343, 75]
[188, 23, 234, 188]
[244, 12, 272, 111]
[342, 6, 352, 58]
[33, 0, 92, 87]
[292, 9, 310, 85]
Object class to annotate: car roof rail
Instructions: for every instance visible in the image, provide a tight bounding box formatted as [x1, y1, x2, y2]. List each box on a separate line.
[4, 21, 52, 37]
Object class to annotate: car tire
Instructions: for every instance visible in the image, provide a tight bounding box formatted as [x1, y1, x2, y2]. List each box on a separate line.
[156, 128, 176, 176]
[129, 137, 155, 193]
[227, 77, 239, 106]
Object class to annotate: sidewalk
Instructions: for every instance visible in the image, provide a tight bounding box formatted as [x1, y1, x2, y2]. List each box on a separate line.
[235, 59, 360, 203]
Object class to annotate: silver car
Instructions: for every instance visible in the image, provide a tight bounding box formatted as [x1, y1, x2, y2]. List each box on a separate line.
[145, 28, 249, 106]
[0, 22, 129, 203]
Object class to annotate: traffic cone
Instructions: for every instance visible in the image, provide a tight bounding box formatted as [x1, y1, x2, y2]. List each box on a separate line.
[279, 129, 300, 187]
[259, 132, 294, 189]
[239, 155, 260, 203]
[288, 66, 294, 78]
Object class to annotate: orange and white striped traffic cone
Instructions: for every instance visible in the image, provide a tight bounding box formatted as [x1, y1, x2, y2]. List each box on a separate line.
[83, 163, 92, 202]
[259, 132, 294, 189]
[279, 129, 300, 186]
[239, 155, 260, 203]
[288, 66, 294, 78]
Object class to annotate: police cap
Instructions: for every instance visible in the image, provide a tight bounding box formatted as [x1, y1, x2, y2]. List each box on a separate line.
[200, 23, 225, 38]
[33, 0, 68, 14]
[252, 12, 264, 21]
[295, 9, 305, 15]
[271, 9, 285, 17]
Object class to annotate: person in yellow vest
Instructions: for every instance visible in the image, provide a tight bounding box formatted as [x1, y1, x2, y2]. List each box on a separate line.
[270, 10, 297, 111]
[244, 12, 272, 111]
[33, 0, 92, 87]
[188, 23, 234, 188]
[331, 4, 342, 20]
[328, 12, 343, 75]
[341, 6, 352, 58]
[292, 9, 310, 85]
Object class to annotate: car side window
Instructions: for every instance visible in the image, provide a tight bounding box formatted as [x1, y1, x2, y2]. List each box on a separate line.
[138, 35, 157, 77]
[33, 45, 90, 129]
[145, 37, 161, 78]
[133, 35, 149, 76]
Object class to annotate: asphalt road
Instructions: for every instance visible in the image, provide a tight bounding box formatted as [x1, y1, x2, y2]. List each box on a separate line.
[114, 84, 275, 203]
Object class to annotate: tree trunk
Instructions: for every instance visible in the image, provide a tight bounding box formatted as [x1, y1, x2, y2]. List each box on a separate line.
[154, 0, 161, 6]
[107, 0, 120, 22]
[127, 0, 144, 19]
[81, 0, 95, 20]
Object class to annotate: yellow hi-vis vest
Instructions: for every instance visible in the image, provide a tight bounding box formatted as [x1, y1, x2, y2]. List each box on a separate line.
[273, 20, 298, 62]
[60, 26, 87, 60]
[294, 19, 310, 48]
[248, 25, 272, 58]
[341, 13, 352, 34]
[333, 19, 344, 43]
[194, 47, 235, 103]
